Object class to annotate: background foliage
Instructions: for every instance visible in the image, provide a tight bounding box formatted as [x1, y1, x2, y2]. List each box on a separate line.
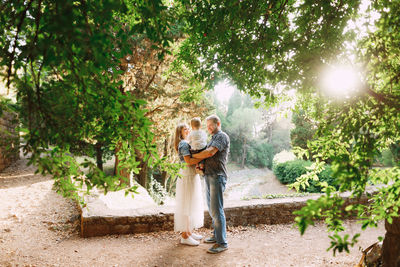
[211, 88, 291, 169]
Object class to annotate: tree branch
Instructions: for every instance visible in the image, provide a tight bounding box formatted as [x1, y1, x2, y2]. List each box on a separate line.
[143, 53, 164, 92]
[364, 85, 400, 108]
[278, 0, 289, 20]
[7, 0, 34, 88]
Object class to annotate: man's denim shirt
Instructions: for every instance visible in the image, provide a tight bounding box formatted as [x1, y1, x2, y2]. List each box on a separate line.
[204, 130, 230, 178]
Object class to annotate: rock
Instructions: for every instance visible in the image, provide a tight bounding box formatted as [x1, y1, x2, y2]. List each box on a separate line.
[365, 242, 382, 265]
[356, 241, 383, 267]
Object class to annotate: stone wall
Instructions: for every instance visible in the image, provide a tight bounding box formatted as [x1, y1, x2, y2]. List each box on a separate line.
[203, 201, 307, 228]
[81, 214, 175, 237]
[80, 193, 370, 238]
[0, 111, 19, 171]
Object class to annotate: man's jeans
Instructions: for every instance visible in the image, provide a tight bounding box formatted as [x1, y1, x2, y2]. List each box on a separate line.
[204, 174, 227, 247]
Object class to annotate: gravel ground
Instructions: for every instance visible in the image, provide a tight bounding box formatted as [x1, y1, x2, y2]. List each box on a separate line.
[0, 158, 385, 266]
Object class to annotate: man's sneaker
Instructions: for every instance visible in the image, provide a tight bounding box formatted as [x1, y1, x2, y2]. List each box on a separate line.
[190, 233, 203, 240]
[180, 236, 200, 246]
[204, 236, 216, 243]
[207, 244, 228, 254]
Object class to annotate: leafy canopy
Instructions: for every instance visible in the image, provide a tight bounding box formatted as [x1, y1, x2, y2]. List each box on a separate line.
[0, 0, 179, 202]
[177, 0, 400, 253]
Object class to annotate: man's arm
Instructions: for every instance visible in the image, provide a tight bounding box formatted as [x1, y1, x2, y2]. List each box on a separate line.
[192, 146, 218, 160]
[183, 155, 203, 165]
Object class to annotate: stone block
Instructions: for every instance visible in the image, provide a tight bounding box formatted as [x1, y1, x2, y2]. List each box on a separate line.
[131, 223, 149, 233]
[0, 111, 19, 172]
[103, 216, 116, 224]
[82, 223, 110, 237]
[112, 224, 131, 234]
[127, 217, 140, 224]
[157, 215, 167, 222]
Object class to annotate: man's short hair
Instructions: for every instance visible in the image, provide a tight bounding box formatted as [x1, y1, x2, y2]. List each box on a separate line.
[206, 114, 221, 125]
[190, 117, 201, 129]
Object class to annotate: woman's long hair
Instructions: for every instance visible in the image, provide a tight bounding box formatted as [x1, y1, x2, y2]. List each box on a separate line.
[174, 123, 188, 153]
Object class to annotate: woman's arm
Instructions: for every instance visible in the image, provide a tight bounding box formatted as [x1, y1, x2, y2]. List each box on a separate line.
[183, 155, 203, 166]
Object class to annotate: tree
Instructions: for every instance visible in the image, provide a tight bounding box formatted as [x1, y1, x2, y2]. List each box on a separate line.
[269, 118, 292, 154]
[226, 89, 243, 118]
[178, 0, 400, 265]
[119, 38, 212, 188]
[219, 88, 270, 167]
[227, 107, 261, 168]
[290, 109, 317, 159]
[0, 0, 182, 202]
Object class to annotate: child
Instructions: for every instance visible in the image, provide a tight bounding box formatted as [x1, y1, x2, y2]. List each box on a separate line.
[187, 117, 207, 175]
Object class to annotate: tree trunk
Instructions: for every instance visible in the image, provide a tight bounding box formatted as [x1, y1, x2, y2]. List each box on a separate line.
[114, 142, 130, 187]
[382, 217, 400, 267]
[95, 143, 103, 171]
[241, 138, 247, 168]
[267, 125, 272, 142]
[161, 138, 168, 187]
[137, 159, 148, 188]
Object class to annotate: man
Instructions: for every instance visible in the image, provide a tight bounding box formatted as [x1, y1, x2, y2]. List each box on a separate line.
[192, 114, 230, 254]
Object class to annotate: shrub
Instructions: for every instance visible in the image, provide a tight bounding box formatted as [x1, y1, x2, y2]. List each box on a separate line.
[273, 159, 311, 185]
[374, 148, 395, 167]
[306, 166, 335, 193]
[380, 149, 394, 167]
[148, 176, 167, 205]
[390, 143, 400, 165]
[273, 159, 336, 193]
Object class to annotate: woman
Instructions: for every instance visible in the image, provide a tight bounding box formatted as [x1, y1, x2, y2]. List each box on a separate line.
[174, 123, 204, 246]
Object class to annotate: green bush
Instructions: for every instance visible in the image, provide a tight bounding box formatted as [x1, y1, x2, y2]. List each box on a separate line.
[390, 143, 400, 165]
[273, 159, 311, 184]
[379, 149, 394, 167]
[273, 159, 336, 193]
[306, 166, 335, 193]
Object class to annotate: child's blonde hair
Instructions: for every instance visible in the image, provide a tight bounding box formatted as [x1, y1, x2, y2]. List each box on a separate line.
[190, 117, 201, 129]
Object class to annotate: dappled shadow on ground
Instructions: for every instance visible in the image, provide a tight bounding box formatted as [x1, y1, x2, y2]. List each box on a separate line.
[0, 178, 80, 266]
[0, 178, 385, 266]
[0, 158, 386, 266]
[0, 158, 51, 189]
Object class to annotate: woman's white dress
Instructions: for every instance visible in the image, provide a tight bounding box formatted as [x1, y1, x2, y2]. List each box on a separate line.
[174, 141, 204, 232]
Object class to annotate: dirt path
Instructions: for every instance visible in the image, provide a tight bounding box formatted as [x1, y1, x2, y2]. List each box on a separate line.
[0, 160, 385, 266]
[225, 167, 295, 200]
[0, 157, 50, 189]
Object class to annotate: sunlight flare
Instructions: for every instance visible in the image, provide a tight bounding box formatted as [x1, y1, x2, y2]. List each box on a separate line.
[320, 65, 361, 98]
[214, 80, 234, 103]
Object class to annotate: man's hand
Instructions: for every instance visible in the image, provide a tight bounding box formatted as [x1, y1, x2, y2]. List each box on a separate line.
[192, 146, 218, 160]
[183, 155, 203, 166]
